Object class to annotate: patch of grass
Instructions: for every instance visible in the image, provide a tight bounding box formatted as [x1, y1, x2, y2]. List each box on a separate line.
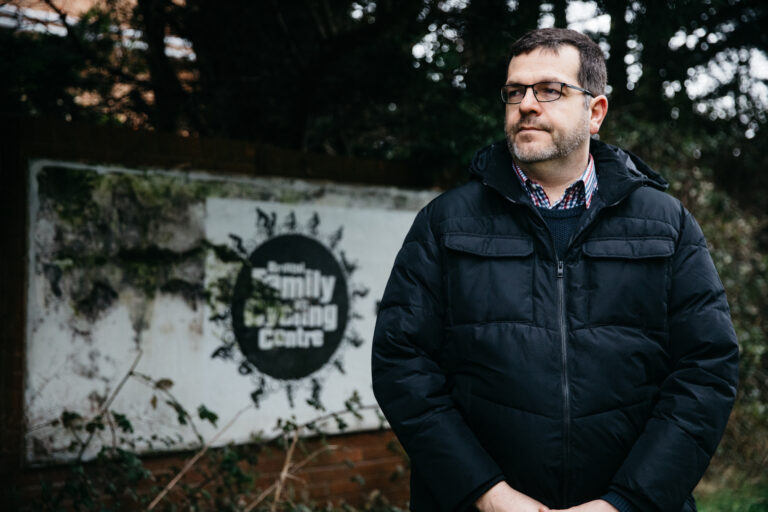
[695, 474, 768, 512]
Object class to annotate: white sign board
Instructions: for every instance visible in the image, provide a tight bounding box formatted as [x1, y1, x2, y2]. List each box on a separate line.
[25, 159, 437, 464]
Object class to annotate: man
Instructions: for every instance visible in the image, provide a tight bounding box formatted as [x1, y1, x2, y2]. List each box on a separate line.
[371, 28, 738, 512]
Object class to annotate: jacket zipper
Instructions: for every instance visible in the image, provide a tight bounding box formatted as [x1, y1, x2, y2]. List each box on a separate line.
[557, 259, 570, 507]
[482, 178, 581, 506]
[479, 172, 648, 508]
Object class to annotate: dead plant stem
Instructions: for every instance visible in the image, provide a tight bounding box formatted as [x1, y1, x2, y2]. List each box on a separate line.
[146, 403, 253, 511]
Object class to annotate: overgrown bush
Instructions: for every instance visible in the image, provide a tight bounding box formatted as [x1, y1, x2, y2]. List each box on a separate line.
[605, 113, 768, 476]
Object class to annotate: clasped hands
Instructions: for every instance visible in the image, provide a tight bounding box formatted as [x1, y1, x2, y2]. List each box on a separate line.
[475, 481, 619, 512]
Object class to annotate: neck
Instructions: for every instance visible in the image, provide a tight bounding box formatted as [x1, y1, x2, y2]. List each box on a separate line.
[515, 144, 590, 201]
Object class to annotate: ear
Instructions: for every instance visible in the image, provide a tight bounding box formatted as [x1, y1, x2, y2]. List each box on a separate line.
[589, 95, 609, 135]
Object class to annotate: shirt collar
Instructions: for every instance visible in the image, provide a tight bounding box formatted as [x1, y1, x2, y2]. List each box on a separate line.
[512, 154, 598, 209]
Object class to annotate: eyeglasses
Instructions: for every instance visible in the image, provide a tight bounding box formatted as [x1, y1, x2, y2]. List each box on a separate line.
[500, 81, 594, 104]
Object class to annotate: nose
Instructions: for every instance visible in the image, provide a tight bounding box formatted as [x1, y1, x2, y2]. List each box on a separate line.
[518, 86, 541, 114]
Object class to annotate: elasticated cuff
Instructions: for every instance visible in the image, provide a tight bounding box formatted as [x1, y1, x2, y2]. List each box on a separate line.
[600, 491, 639, 512]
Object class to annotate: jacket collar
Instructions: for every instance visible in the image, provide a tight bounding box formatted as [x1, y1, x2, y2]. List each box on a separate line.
[469, 138, 668, 208]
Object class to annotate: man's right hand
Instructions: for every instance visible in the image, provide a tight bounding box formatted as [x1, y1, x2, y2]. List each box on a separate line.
[475, 481, 550, 512]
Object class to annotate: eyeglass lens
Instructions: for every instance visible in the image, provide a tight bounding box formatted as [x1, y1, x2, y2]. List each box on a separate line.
[503, 82, 563, 103]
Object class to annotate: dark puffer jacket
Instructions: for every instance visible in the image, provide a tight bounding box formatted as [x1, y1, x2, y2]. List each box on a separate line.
[371, 139, 739, 512]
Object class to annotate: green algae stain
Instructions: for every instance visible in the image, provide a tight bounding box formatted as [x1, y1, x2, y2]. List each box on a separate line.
[33, 163, 343, 327]
[37, 167, 100, 227]
[35, 165, 210, 325]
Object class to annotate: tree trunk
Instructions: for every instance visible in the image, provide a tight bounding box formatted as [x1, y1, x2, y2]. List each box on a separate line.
[602, 0, 630, 105]
[136, 0, 186, 132]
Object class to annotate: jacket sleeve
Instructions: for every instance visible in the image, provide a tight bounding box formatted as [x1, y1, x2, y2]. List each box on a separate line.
[608, 205, 739, 511]
[371, 207, 504, 511]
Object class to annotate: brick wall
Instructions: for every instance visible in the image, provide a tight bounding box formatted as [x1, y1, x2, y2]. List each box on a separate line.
[11, 430, 410, 509]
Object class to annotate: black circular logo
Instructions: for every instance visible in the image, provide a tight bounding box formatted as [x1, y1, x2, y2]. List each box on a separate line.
[231, 234, 349, 380]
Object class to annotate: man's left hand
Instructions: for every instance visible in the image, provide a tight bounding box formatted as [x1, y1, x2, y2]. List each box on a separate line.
[549, 500, 618, 512]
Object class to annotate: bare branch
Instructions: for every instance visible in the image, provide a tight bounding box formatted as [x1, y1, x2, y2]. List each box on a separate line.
[242, 481, 279, 512]
[76, 349, 143, 461]
[240, 438, 337, 512]
[107, 410, 118, 454]
[146, 403, 254, 510]
[289, 444, 338, 473]
[148, 398, 377, 510]
[271, 428, 300, 512]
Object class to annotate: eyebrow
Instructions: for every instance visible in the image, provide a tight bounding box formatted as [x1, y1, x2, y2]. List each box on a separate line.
[505, 78, 565, 86]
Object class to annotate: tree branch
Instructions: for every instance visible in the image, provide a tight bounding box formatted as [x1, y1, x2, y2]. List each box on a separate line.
[270, 428, 299, 512]
[146, 403, 254, 510]
[76, 349, 143, 461]
[148, 401, 378, 511]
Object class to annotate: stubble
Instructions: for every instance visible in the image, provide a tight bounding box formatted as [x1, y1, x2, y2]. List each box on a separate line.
[506, 112, 590, 164]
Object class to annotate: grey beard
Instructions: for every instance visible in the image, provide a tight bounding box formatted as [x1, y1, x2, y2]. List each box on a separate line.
[506, 116, 590, 163]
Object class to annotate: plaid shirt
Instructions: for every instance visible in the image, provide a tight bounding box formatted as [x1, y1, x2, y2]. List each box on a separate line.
[512, 154, 598, 209]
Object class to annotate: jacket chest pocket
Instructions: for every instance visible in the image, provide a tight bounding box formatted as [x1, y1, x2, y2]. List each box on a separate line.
[581, 237, 674, 330]
[442, 233, 534, 325]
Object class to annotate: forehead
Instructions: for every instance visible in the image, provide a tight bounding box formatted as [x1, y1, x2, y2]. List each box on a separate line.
[506, 46, 581, 84]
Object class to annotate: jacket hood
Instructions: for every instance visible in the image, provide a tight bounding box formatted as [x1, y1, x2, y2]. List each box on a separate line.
[600, 141, 668, 191]
[469, 138, 668, 207]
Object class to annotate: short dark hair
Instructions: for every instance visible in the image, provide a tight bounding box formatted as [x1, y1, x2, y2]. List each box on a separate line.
[508, 28, 607, 96]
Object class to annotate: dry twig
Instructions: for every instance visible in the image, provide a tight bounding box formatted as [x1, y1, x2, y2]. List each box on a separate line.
[271, 428, 299, 512]
[241, 431, 338, 512]
[147, 396, 374, 510]
[146, 403, 253, 511]
[76, 349, 143, 461]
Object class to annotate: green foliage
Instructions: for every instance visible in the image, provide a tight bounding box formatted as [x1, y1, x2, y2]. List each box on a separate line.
[696, 475, 768, 512]
[166, 399, 190, 426]
[85, 418, 105, 434]
[36, 167, 99, 226]
[344, 391, 364, 421]
[61, 410, 83, 429]
[112, 411, 134, 434]
[198, 404, 219, 427]
[306, 378, 326, 412]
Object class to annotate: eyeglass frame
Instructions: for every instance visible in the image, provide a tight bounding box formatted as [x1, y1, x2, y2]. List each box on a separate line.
[500, 81, 595, 104]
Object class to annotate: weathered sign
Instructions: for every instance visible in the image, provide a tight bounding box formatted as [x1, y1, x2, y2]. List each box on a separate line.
[25, 159, 436, 464]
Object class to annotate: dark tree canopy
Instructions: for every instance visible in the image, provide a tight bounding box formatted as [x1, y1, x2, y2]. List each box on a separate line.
[2, 0, 767, 201]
